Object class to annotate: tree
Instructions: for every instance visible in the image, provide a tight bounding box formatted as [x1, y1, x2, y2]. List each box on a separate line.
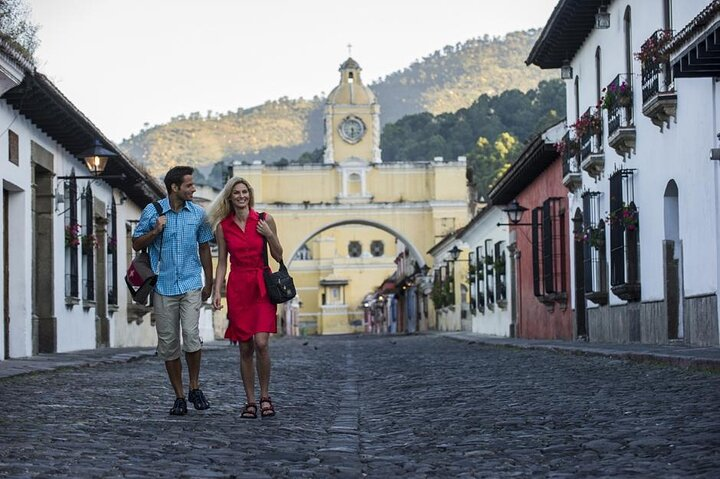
[0, 0, 40, 61]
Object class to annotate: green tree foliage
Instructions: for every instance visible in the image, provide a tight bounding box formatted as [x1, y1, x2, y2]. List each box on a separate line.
[0, 0, 40, 61]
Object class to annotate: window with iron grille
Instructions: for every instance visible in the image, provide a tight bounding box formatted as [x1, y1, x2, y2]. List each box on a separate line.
[64, 173, 79, 298]
[581, 191, 607, 298]
[531, 198, 567, 302]
[108, 201, 118, 305]
[370, 240, 384, 257]
[608, 169, 640, 297]
[83, 185, 95, 301]
[475, 245, 485, 314]
[8, 130, 18, 166]
[348, 241, 362, 258]
[484, 239, 495, 308]
[494, 241, 507, 305]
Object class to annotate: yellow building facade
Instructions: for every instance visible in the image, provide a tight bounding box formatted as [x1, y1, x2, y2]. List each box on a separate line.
[231, 58, 469, 334]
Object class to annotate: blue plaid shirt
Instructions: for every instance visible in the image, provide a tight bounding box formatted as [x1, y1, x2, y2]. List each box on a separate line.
[133, 198, 214, 296]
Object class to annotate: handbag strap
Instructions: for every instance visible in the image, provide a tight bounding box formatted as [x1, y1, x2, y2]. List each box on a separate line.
[259, 212, 283, 269]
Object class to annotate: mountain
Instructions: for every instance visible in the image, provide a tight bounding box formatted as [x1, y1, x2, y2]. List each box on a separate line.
[119, 29, 556, 176]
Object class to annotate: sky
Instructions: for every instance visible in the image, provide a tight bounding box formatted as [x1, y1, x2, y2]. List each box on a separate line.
[29, 0, 558, 144]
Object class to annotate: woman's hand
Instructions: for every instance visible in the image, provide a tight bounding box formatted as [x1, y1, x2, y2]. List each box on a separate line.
[257, 218, 274, 239]
[212, 292, 223, 311]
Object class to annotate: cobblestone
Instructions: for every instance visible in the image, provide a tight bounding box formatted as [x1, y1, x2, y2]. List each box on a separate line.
[1, 335, 719, 477]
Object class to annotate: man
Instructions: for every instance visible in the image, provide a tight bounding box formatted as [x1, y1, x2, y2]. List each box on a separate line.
[133, 166, 214, 415]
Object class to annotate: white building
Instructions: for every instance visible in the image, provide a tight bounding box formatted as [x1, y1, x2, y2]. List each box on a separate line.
[528, 0, 720, 345]
[1, 39, 167, 358]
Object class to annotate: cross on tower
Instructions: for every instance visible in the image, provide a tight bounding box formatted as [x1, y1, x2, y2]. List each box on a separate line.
[347, 43, 352, 57]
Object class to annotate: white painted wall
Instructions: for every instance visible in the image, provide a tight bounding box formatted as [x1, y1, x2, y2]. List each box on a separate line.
[457, 207, 513, 337]
[566, 0, 719, 308]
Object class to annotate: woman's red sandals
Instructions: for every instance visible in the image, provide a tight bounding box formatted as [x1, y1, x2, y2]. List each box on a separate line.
[241, 403, 257, 419]
[260, 397, 276, 418]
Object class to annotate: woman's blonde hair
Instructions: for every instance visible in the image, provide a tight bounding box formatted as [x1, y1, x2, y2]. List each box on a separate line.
[206, 177, 255, 232]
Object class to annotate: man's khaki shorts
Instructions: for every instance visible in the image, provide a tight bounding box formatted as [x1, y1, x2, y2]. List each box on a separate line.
[153, 289, 203, 361]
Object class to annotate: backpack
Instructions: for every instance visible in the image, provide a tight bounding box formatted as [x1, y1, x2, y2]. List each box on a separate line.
[124, 202, 163, 305]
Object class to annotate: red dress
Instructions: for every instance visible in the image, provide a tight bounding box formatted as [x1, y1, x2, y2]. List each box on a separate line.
[221, 209, 277, 342]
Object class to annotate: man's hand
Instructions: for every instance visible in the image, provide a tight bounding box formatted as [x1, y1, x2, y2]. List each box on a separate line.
[201, 284, 212, 302]
[154, 215, 167, 233]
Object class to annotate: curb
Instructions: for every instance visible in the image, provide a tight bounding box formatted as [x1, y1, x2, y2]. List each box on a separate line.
[443, 334, 720, 373]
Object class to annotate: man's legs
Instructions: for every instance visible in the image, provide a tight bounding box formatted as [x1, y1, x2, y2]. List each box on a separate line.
[180, 289, 209, 409]
[154, 292, 187, 415]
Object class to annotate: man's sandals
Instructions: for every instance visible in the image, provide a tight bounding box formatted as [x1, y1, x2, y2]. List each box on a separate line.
[260, 397, 276, 418]
[241, 403, 257, 419]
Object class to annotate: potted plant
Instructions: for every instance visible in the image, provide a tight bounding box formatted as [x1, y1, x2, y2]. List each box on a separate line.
[555, 136, 581, 157]
[64, 222, 81, 248]
[635, 29, 673, 66]
[582, 226, 605, 250]
[573, 111, 602, 138]
[601, 81, 633, 110]
[607, 203, 639, 231]
[81, 233, 98, 253]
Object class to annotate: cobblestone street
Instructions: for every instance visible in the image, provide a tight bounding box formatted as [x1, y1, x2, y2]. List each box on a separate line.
[1, 334, 719, 478]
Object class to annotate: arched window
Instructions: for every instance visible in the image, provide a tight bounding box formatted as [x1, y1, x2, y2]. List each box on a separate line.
[624, 7, 633, 78]
[595, 47, 602, 104]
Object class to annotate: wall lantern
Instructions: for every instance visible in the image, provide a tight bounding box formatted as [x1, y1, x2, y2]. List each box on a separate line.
[79, 139, 116, 176]
[595, 3, 610, 29]
[561, 59, 574, 80]
[497, 199, 532, 227]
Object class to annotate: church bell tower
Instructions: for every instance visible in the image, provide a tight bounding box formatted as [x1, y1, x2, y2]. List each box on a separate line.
[324, 57, 381, 165]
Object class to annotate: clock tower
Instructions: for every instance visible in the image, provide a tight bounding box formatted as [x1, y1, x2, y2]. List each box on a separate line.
[324, 57, 381, 166]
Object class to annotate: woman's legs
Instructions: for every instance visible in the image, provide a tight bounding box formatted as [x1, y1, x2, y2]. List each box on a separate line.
[239, 340, 255, 404]
[254, 332, 271, 399]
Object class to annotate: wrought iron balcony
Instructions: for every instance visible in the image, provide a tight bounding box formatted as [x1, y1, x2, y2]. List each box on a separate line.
[604, 74, 636, 158]
[640, 31, 677, 130]
[560, 130, 582, 191]
[576, 107, 605, 180]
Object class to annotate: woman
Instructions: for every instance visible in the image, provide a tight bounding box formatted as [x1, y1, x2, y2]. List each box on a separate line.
[208, 177, 284, 419]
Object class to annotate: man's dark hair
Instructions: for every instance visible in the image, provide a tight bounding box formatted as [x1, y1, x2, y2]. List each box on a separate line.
[164, 166, 194, 194]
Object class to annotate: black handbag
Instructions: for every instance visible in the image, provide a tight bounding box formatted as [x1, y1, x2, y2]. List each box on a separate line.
[260, 213, 296, 304]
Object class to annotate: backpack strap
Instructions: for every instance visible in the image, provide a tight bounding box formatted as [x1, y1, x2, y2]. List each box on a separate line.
[152, 201, 165, 270]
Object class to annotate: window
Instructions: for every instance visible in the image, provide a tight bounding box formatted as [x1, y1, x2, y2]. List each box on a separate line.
[484, 238, 495, 308]
[370, 240, 384, 257]
[294, 244, 312, 260]
[64, 173, 79, 298]
[609, 169, 640, 300]
[108, 201, 118, 305]
[348, 241, 362, 258]
[494, 241, 507, 306]
[348, 173, 361, 196]
[531, 198, 567, 303]
[474, 245, 485, 314]
[595, 47, 602, 103]
[82, 185, 95, 301]
[581, 191, 607, 301]
[8, 130, 18, 166]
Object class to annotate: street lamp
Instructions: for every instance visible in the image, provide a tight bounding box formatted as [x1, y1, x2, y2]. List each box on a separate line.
[58, 139, 124, 180]
[595, 2, 610, 29]
[560, 59, 573, 80]
[496, 199, 533, 227]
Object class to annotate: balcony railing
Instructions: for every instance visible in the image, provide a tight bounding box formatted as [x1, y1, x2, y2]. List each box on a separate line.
[560, 130, 582, 190]
[605, 74, 636, 157]
[577, 107, 605, 180]
[640, 31, 677, 130]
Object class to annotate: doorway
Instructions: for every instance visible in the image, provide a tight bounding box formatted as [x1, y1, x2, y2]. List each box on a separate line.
[663, 181, 682, 340]
[3, 189, 8, 359]
[32, 150, 56, 354]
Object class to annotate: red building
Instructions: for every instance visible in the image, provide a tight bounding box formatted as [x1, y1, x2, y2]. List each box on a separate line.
[488, 123, 576, 340]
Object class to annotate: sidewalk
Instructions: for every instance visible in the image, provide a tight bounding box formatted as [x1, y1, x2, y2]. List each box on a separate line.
[2, 335, 719, 379]
[443, 332, 720, 372]
[0, 341, 230, 380]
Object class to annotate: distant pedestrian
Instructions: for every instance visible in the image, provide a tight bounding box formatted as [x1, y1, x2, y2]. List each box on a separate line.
[132, 166, 214, 416]
[208, 177, 283, 419]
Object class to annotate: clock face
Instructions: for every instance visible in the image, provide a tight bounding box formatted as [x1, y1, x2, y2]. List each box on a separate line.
[338, 116, 366, 144]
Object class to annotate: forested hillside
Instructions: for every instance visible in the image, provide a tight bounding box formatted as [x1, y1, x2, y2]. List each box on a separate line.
[381, 79, 566, 200]
[119, 29, 556, 176]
